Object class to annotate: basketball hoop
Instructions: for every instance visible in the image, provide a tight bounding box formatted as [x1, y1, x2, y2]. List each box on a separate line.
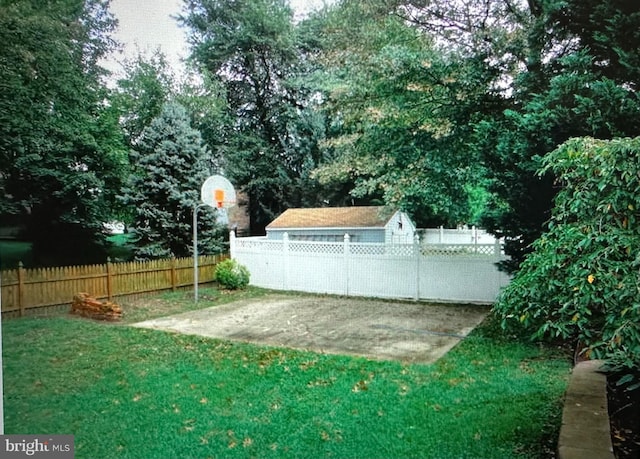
[201, 175, 236, 209]
[194, 174, 237, 303]
[214, 189, 225, 208]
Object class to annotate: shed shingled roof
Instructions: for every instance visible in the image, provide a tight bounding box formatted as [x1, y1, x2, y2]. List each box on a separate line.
[266, 206, 396, 229]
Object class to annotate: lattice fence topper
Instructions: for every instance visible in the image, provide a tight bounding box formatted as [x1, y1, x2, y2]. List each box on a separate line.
[383, 244, 416, 257]
[348, 244, 385, 256]
[289, 241, 344, 255]
[421, 243, 498, 256]
[235, 238, 283, 252]
[347, 243, 416, 256]
[234, 237, 501, 257]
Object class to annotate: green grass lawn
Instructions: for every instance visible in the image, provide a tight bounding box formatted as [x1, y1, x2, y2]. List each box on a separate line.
[0, 234, 133, 269]
[0, 240, 33, 269]
[2, 291, 571, 459]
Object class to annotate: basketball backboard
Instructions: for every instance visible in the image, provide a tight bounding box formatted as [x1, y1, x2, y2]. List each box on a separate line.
[201, 175, 236, 209]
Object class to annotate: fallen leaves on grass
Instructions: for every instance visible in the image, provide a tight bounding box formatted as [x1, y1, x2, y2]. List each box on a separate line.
[227, 430, 237, 449]
[299, 359, 318, 371]
[352, 380, 368, 392]
[352, 372, 375, 392]
[182, 419, 196, 432]
[320, 428, 343, 443]
[399, 383, 410, 396]
[307, 376, 336, 387]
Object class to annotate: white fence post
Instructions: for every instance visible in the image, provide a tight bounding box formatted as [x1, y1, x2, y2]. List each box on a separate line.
[472, 225, 477, 253]
[283, 232, 289, 290]
[494, 238, 502, 261]
[414, 233, 421, 301]
[343, 233, 350, 296]
[229, 230, 236, 259]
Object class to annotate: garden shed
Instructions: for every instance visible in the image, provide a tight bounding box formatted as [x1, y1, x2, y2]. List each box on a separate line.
[265, 206, 416, 243]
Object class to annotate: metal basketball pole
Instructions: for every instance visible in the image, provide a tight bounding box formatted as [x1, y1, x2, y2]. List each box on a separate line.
[193, 203, 208, 303]
[194, 174, 236, 303]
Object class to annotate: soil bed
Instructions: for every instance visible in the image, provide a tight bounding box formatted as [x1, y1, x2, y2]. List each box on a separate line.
[608, 374, 640, 459]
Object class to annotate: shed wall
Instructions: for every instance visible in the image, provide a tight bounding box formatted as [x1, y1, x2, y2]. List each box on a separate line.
[266, 228, 385, 242]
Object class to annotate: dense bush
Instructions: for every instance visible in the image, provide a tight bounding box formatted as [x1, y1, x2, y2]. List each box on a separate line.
[494, 137, 640, 385]
[215, 259, 250, 290]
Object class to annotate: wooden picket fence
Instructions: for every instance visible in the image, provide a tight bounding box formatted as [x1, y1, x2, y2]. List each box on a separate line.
[0, 254, 228, 317]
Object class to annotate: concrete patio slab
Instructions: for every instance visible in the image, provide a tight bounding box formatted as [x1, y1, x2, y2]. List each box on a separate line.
[132, 294, 489, 365]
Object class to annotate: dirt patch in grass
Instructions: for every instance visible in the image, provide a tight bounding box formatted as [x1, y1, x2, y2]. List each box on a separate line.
[132, 293, 489, 365]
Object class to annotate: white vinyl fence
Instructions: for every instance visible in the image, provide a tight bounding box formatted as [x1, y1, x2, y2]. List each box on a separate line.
[230, 231, 511, 304]
[419, 226, 502, 245]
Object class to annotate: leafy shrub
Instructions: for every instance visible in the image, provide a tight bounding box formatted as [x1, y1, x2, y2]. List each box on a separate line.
[494, 137, 640, 385]
[215, 259, 250, 290]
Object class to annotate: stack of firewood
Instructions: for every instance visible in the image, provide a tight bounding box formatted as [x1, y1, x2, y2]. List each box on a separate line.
[71, 292, 122, 321]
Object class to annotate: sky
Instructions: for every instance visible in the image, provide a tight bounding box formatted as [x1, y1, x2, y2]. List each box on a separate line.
[103, 0, 331, 80]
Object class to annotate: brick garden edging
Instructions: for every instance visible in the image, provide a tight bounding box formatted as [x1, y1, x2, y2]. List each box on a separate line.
[557, 360, 614, 459]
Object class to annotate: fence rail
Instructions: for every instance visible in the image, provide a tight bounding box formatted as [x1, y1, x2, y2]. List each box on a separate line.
[0, 254, 227, 317]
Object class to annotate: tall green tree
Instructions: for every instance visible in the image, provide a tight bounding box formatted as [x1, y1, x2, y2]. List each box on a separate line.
[111, 51, 175, 147]
[181, 0, 324, 234]
[104, 51, 177, 226]
[397, 0, 640, 269]
[109, 52, 233, 231]
[0, 0, 127, 266]
[119, 102, 223, 260]
[175, 68, 229, 173]
[305, 1, 498, 226]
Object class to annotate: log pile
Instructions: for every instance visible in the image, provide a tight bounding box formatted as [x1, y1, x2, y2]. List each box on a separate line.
[71, 292, 122, 321]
